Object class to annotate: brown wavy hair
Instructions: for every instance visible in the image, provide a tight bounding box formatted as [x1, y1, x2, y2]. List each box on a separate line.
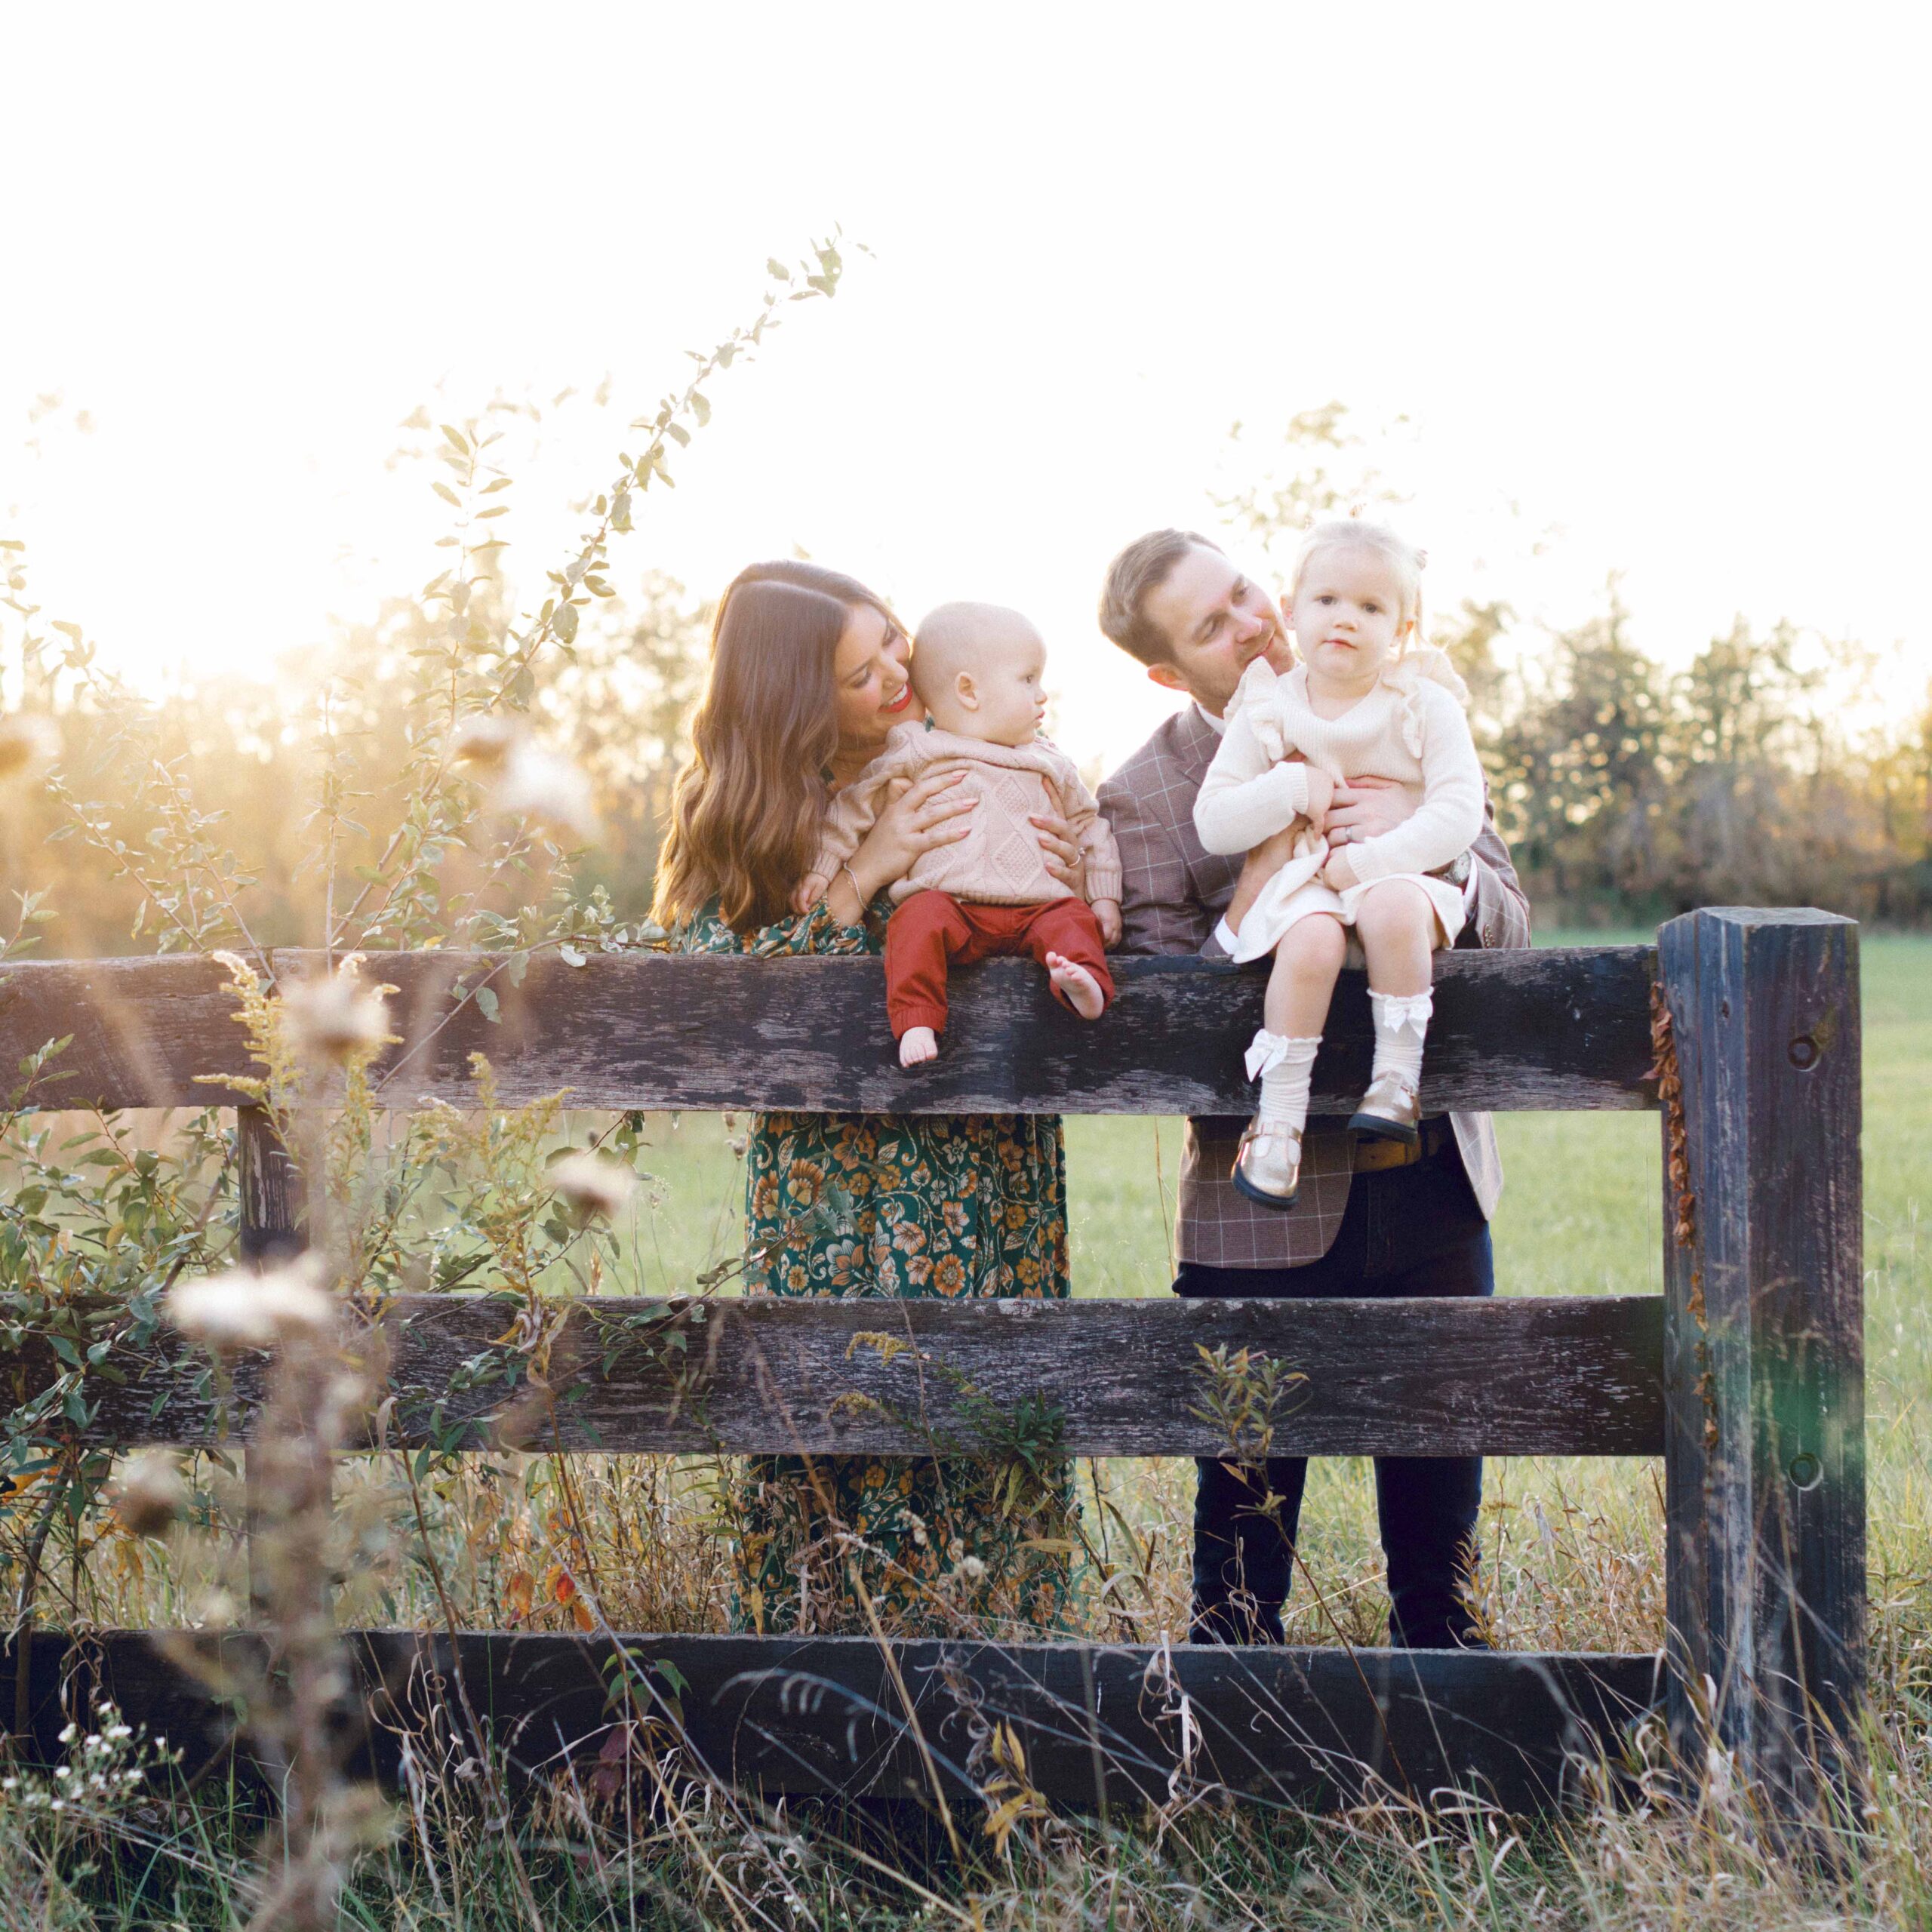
[653, 560, 901, 934]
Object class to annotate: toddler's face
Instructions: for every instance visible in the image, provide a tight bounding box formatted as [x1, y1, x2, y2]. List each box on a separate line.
[1289, 544, 1411, 686]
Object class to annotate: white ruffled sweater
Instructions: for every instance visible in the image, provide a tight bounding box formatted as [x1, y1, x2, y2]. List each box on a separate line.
[1193, 651, 1485, 886]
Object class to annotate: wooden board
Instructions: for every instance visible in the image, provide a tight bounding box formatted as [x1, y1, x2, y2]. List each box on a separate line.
[8, 1627, 1663, 1815]
[66, 1293, 1666, 1458]
[0, 953, 260, 1109]
[1658, 907, 1864, 1796]
[0, 946, 1661, 1115]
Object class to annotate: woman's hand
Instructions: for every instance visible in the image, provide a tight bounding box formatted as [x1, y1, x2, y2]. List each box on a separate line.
[835, 770, 977, 919]
[1026, 812, 1084, 891]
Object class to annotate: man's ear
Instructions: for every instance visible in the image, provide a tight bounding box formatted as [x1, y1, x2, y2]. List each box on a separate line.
[1146, 662, 1188, 696]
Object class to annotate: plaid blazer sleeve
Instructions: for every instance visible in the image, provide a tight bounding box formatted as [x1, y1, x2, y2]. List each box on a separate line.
[1097, 761, 1214, 958]
[1461, 793, 1532, 953]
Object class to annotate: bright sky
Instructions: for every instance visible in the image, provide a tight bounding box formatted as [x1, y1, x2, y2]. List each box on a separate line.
[5, 2, 1928, 770]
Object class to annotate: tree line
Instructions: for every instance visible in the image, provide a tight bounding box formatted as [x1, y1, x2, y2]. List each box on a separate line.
[5, 441, 1927, 959]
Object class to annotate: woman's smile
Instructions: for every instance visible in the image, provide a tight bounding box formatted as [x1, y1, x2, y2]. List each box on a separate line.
[882, 681, 913, 715]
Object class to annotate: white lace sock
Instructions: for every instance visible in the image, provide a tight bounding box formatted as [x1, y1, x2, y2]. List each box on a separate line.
[1245, 1031, 1323, 1131]
[1367, 989, 1433, 1090]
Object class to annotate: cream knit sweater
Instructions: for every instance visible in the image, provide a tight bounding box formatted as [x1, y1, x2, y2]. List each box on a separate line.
[814, 722, 1124, 909]
[1193, 651, 1484, 885]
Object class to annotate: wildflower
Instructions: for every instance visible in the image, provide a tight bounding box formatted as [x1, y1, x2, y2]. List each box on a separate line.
[490, 742, 598, 844]
[110, 1452, 188, 1537]
[549, 1150, 635, 1220]
[449, 712, 519, 773]
[0, 713, 59, 783]
[283, 963, 392, 1062]
[168, 1255, 337, 1352]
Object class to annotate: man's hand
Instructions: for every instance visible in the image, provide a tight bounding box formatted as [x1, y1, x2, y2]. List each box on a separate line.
[1091, 897, 1122, 948]
[1321, 849, 1360, 892]
[1325, 775, 1415, 854]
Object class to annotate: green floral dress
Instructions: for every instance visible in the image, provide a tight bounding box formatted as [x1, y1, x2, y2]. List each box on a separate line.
[672, 897, 1076, 1638]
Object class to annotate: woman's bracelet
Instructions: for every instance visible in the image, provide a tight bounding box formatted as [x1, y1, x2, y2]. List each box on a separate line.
[838, 862, 864, 906]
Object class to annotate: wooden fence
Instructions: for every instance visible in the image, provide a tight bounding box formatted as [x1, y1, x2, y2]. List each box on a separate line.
[0, 907, 1863, 1814]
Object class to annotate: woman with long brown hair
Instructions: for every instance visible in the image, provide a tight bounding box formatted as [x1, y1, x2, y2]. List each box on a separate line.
[654, 559, 1080, 1636]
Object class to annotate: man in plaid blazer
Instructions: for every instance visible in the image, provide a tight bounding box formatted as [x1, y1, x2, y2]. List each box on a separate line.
[1096, 529, 1532, 1650]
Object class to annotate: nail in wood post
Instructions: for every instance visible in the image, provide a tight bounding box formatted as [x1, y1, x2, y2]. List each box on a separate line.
[1658, 908, 1864, 1804]
[238, 1104, 306, 1620]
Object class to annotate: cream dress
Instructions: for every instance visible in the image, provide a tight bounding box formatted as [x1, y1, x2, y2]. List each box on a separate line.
[1194, 650, 1486, 965]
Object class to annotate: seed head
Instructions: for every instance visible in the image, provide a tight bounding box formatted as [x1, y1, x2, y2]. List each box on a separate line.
[111, 1453, 189, 1538]
[284, 964, 392, 1062]
[168, 1255, 337, 1353]
[491, 743, 598, 845]
[549, 1151, 636, 1220]
[0, 714, 60, 783]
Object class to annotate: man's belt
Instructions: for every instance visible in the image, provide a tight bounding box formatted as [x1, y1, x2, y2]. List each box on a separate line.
[1350, 1115, 1455, 1172]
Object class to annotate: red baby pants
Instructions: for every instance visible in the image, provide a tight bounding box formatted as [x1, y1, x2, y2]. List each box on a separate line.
[884, 891, 1115, 1038]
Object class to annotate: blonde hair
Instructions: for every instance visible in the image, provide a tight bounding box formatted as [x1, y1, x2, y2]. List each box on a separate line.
[1289, 518, 1427, 650]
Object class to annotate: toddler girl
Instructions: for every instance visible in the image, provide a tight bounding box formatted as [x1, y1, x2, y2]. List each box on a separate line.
[1192, 520, 1484, 1208]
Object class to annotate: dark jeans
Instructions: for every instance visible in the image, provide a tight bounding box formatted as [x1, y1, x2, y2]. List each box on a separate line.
[1176, 1132, 1493, 1649]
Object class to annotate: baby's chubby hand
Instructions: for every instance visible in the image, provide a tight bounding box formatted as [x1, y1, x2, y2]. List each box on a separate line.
[792, 872, 832, 914]
[1091, 897, 1122, 948]
[1301, 767, 1336, 838]
[1320, 849, 1360, 892]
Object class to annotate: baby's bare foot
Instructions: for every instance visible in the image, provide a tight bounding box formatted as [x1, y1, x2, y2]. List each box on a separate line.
[899, 1026, 939, 1067]
[1045, 952, 1105, 1021]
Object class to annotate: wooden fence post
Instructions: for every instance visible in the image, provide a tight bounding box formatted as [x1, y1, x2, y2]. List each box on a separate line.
[1657, 908, 1864, 1804]
[238, 1105, 306, 1620]
[238, 1104, 304, 1264]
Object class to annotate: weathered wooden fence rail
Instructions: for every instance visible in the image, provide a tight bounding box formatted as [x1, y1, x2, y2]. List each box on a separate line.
[33, 1293, 1669, 1458]
[0, 943, 1658, 1114]
[0, 907, 1864, 1816]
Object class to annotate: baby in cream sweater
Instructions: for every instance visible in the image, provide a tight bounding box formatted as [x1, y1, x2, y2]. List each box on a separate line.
[807, 602, 1124, 1067]
[1192, 521, 1485, 1209]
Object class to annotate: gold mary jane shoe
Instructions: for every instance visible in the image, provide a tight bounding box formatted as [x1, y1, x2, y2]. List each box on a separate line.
[1231, 1119, 1303, 1211]
[1349, 1069, 1422, 1148]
